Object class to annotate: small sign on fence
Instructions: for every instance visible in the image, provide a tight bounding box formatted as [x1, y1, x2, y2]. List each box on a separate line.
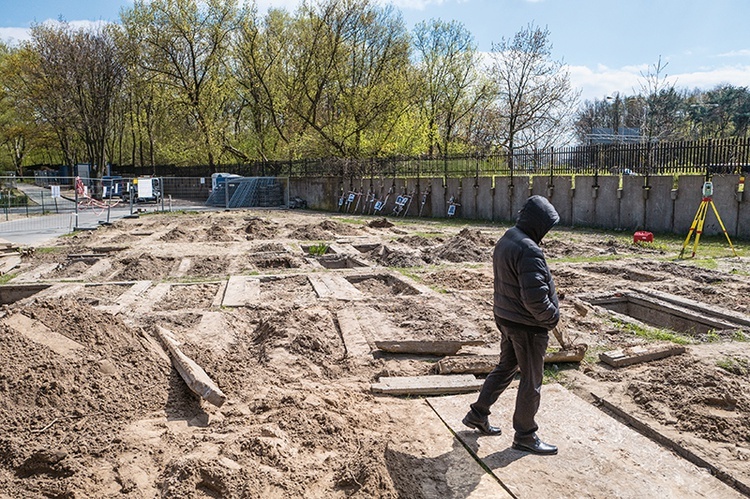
[51, 185, 61, 199]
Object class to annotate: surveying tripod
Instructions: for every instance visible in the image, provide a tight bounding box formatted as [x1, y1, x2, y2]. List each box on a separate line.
[679, 179, 737, 258]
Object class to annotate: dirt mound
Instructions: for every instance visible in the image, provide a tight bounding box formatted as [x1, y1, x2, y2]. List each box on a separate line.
[289, 220, 363, 240]
[244, 216, 279, 239]
[422, 268, 493, 291]
[627, 354, 750, 443]
[0, 298, 172, 496]
[160, 225, 196, 242]
[433, 228, 493, 263]
[114, 253, 176, 281]
[368, 218, 394, 228]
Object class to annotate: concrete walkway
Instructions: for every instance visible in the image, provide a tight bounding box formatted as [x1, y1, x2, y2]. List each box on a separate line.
[428, 385, 743, 498]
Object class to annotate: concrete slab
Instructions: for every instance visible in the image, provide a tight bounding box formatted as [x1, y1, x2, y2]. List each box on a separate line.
[335, 307, 372, 358]
[308, 273, 364, 300]
[94, 281, 152, 315]
[2, 313, 84, 358]
[372, 375, 483, 396]
[222, 276, 260, 307]
[427, 385, 742, 498]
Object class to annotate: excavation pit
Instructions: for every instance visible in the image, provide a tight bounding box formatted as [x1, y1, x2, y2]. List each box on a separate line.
[315, 254, 368, 269]
[345, 274, 420, 296]
[583, 290, 750, 337]
[0, 284, 51, 305]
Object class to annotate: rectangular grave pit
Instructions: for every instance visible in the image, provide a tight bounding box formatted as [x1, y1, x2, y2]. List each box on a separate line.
[584, 290, 748, 336]
[345, 273, 421, 296]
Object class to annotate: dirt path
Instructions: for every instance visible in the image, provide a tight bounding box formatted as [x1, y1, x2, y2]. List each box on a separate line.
[1, 209, 749, 497]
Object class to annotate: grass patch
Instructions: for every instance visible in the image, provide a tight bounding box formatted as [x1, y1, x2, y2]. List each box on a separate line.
[549, 254, 624, 264]
[307, 243, 330, 256]
[0, 272, 17, 284]
[543, 365, 563, 384]
[34, 246, 61, 254]
[716, 356, 750, 375]
[610, 318, 692, 345]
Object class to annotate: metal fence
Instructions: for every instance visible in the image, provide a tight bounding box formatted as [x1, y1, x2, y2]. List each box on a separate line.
[103, 137, 750, 179]
[0, 175, 291, 240]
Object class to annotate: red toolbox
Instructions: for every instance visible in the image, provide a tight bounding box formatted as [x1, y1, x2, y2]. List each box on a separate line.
[633, 231, 654, 243]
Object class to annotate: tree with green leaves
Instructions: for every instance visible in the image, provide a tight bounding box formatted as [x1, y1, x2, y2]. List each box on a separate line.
[122, 0, 241, 171]
[413, 18, 491, 159]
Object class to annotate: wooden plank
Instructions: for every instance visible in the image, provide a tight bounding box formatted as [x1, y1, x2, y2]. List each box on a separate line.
[154, 325, 227, 407]
[375, 340, 484, 356]
[599, 343, 686, 368]
[1, 313, 84, 358]
[95, 281, 152, 315]
[136, 283, 171, 314]
[222, 275, 260, 307]
[0, 255, 21, 275]
[371, 374, 483, 396]
[335, 308, 373, 357]
[308, 273, 364, 301]
[427, 386, 742, 498]
[436, 346, 588, 375]
[174, 257, 192, 277]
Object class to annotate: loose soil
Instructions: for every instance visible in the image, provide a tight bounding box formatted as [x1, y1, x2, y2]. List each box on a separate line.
[2, 209, 750, 497]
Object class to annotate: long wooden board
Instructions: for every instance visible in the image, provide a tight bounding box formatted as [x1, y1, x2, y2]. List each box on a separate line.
[374, 340, 484, 356]
[599, 344, 686, 368]
[2, 313, 84, 358]
[222, 275, 260, 307]
[427, 385, 741, 498]
[154, 325, 227, 408]
[335, 308, 373, 357]
[308, 274, 363, 301]
[371, 375, 483, 396]
[383, 398, 512, 498]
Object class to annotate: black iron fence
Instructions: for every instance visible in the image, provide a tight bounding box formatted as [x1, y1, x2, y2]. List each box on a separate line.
[28, 137, 750, 180]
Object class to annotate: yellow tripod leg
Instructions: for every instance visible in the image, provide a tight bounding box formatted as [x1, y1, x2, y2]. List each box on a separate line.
[709, 200, 739, 257]
[691, 200, 709, 257]
[680, 200, 706, 258]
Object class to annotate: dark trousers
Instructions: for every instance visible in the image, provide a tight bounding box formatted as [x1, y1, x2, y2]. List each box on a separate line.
[470, 316, 549, 438]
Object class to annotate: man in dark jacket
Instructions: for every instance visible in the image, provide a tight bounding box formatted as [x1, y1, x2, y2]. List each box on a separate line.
[462, 195, 560, 455]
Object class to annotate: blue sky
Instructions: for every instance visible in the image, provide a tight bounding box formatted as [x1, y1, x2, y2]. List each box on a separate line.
[1, 0, 749, 102]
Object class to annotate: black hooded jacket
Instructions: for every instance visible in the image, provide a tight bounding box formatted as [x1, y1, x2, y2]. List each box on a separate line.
[492, 195, 560, 331]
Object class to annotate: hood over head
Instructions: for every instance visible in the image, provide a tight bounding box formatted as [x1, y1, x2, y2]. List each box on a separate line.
[515, 195, 560, 243]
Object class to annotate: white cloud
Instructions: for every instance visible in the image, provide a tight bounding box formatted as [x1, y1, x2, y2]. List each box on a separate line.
[0, 27, 31, 44]
[569, 63, 750, 102]
[567, 65, 642, 102]
[718, 49, 750, 58]
[676, 65, 750, 90]
[0, 19, 112, 45]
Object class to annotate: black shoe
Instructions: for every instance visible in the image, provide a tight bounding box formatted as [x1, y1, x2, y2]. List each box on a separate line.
[512, 434, 557, 455]
[462, 411, 502, 436]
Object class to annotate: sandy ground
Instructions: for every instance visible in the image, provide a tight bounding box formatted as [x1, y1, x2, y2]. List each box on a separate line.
[1, 209, 750, 498]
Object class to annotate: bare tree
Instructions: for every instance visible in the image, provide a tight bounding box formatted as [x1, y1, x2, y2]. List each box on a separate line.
[638, 56, 682, 142]
[487, 23, 579, 167]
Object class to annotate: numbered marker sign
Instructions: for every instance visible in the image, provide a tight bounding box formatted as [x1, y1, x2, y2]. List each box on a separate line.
[447, 204, 456, 216]
[347, 193, 356, 203]
[374, 201, 383, 211]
